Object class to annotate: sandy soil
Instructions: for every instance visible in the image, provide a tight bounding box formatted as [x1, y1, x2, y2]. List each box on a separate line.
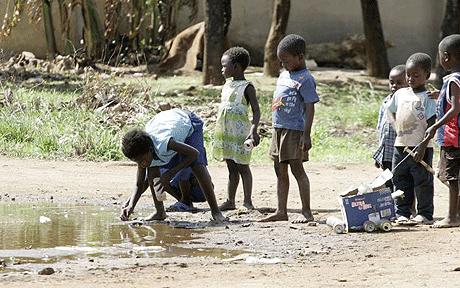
[1, 157, 460, 287]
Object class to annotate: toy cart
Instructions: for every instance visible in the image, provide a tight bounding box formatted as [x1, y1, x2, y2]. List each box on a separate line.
[339, 188, 395, 233]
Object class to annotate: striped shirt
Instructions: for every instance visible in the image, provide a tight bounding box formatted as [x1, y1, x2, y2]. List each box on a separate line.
[373, 94, 396, 164]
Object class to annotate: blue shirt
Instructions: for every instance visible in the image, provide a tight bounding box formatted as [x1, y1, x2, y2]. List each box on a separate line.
[146, 109, 194, 167]
[272, 69, 320, 131]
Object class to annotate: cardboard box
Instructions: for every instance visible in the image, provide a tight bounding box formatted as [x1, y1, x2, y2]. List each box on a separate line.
[340, 188, 395, 232]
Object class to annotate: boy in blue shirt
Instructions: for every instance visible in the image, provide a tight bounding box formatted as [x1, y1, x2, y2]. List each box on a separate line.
[260, 34, 320, 223]
[120, 108, 225, 223]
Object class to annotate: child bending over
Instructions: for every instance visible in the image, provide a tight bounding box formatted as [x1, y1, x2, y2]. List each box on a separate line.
[261, 34, 319, 223]
[213, 47, 260, 211]
[120, 108, 225, 222]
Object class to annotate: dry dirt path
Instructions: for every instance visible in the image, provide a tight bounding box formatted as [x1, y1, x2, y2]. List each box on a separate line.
[1, 157, 459, 287]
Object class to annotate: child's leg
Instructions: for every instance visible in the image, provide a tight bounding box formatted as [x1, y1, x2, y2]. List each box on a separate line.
[191, 163, 226, 222]
[433, 180, 460, 227]
[412, 148, 434, 221]
[381, 161, 394, 192]
[219, 160, 239, 211]
[289, 159, 314, 223]
[236, 163, 254, 209]
[143, 169, 167, 221]
[260, 159, 289, 222]
[393, 147, 415, 219]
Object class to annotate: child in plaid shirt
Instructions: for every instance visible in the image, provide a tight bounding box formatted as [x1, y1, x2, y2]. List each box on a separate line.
[373, 65, 407, 191]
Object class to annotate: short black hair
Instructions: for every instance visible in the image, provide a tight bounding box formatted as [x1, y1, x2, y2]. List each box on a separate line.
[406, 53, 432, 73]
[223, 46, 251, 70]
[277, 34, 306, 56]
[439, 34, 460, 56]
[121, 128, 152, 160]
[390, 64, 406, 75]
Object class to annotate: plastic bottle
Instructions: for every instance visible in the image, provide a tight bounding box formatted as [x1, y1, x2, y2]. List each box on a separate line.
[243, 139, 254, 151]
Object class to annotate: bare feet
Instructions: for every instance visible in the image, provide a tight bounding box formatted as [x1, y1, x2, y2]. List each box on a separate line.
[142, 211, 167, 221]
[291, 211, 314, 224]
[219, 200, 236, 211]
[431, 217, 460, 228]
[211, 212, 228, 223]
[243, 202, 255, 210]
[259, 212, 288, 222]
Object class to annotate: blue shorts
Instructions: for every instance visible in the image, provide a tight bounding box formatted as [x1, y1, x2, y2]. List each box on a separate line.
[163, 111, 208, 169]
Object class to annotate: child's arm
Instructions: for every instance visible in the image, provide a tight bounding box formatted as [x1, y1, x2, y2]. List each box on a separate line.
[160, 139, 199, 187]
[245, 84, 261, 146]
[120, 166, 160, 221]
[300, 103, 315, 152]
[414, 116, 436, 162]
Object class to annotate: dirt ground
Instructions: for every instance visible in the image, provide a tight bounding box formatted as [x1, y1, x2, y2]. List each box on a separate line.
[1, 157, 460, 287]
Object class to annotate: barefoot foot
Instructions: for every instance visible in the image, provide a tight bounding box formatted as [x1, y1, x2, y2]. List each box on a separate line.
[142, 212, 167, 221]
[211, 212, 228, 223]
[219, 200, 236, 211]
[291, 211, 314, 224]
[259, 212, 288, 222]
[243, 202, 255, 210]
[431, 217, 460, 228]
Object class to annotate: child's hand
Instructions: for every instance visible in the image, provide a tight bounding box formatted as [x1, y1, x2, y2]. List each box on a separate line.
[427, 83, 440, 99]
[424, 126, 436, 141]
[249, 131, 260, 147]
[374, 161, 380, 168]
[299, 133, 312, 152]
[427, 90, 440, 100]
[159, 172, 172, 189]
[120, 205, 133, 221]
[413, 145, 427, 163]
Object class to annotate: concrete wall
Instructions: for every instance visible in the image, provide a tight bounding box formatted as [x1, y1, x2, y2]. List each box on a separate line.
[0, 0, 446, 67]
[226, 0, 444, 66]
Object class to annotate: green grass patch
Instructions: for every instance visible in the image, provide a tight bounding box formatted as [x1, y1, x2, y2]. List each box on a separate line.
[0, 74, 387, 163]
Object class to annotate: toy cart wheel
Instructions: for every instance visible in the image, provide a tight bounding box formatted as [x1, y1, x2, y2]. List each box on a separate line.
[379, 220, 392, 232]
[363, 221, 376, 233]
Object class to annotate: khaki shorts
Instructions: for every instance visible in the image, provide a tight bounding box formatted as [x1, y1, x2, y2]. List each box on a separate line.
[438, 147, 460, 182]
[269, 128, 309, 163]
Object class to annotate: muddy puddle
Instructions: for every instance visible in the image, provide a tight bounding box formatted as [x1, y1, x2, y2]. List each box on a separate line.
[0, 202, 240, 273]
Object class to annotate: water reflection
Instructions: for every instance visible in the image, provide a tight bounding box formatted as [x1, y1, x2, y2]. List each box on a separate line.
[0, 202, 239, 269]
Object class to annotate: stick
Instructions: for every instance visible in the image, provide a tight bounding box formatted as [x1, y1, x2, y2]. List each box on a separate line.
[403, 146, 436, 175]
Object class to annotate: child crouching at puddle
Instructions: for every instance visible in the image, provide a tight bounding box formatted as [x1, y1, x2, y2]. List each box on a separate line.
[120, 108, 226, 223]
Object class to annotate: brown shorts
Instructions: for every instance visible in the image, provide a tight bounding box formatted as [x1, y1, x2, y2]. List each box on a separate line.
[269, 128, 309, 163]
[438, 147, 460, 182]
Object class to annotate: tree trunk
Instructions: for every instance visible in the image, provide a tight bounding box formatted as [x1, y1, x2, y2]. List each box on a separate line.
[203, 0, 225, 85]
[263, 0, 290, 77]
[223, 0, 232, 36]
[57, 0, 73, 55]
[360, 0, 390, 78]
[43, 0, 57, 58]
[435, 0, 460, 88]
[81, 0, 104, 60]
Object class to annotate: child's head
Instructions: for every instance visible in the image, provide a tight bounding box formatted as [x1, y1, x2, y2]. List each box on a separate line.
[221, 46, 250, 78]
[277, 34, 306, 72]
[122, 129, 154, 168]
[388, 64, 407, 94]
[405, 53, 431, 90]
[438, 34, 460, 71]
